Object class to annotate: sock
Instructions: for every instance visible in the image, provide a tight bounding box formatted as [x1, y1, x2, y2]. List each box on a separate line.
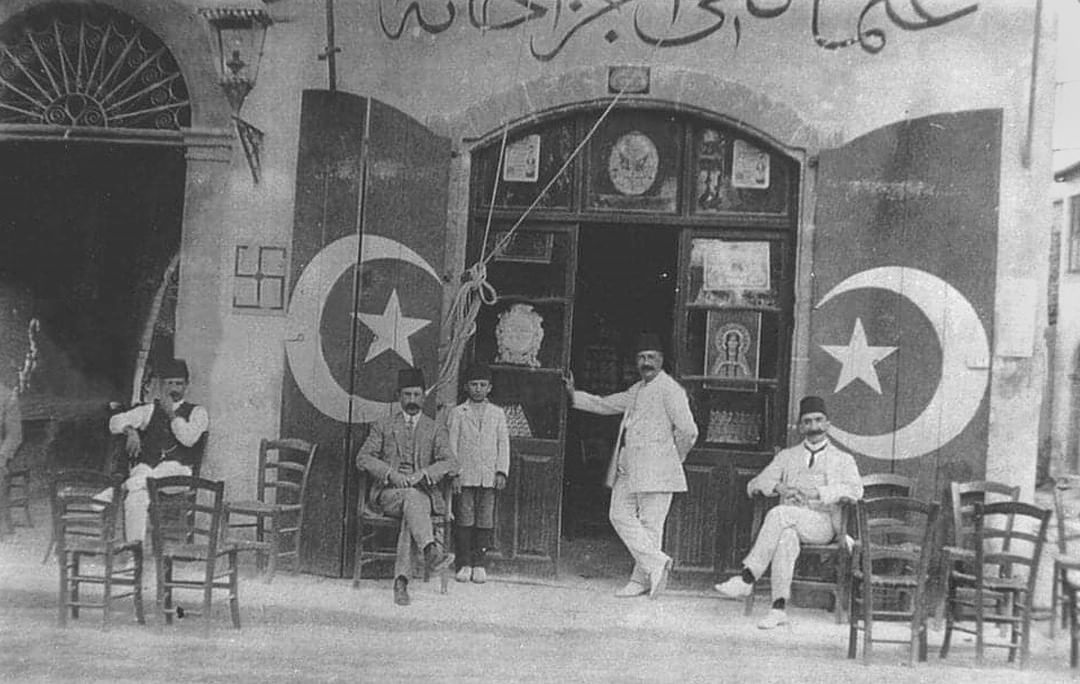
[741, 567, 755, 585]
[772, 598, 786, 611]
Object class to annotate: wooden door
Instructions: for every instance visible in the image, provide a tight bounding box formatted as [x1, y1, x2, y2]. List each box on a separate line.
[467, 223, 577, 576]
[665, 229, 796, 584]
[283, 90, 450, 576]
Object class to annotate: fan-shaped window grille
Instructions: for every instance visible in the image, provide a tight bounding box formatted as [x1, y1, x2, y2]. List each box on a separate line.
[0, 3, 191, 130]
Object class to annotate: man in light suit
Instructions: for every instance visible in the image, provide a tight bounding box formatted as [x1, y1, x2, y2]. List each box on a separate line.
[715, 395, 863, 629]
[356, 367, 458, 606]
[565, 333, 698, 599]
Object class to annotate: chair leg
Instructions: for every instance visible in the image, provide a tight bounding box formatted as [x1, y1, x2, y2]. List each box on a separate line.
[862, 581, 873, 665]
[203, 562, 215, 635]
[228, 551, 241, 629]
[70, 553, 80, 620]
[1052, 570, 1060, 639]
[134, 547, 145, 625]
[1071, 590, 1079, 668]
[158, 557, 171, 626]
[57, 550, 68, 627]
[847, 578, 858, 660]
[102, 551, 113, 631]
[940, 583, 954, 659]
[265, 525, 279, 584]
[351, 528, 365, 589]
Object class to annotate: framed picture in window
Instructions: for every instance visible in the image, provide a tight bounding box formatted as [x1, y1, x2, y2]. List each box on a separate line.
[705, 310, 761, 389]
[491, 231, 554, 264]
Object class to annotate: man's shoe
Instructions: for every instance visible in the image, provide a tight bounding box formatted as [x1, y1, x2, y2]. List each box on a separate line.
[758, 609, 789, 630]
[614, 581, 649, 598]
[714, 576, 753, 599]
[455, 566, 472, 583]
[393, 576, 410, 606]
[649, 558, 672, 600]
[470, 567, 487, 584]
[423, 542, 451, 575]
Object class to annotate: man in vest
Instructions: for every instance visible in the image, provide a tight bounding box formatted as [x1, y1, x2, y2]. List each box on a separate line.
[715, 395, 863, 629]
[565, 332, 698, 600]
[105, 358, 208, 543]
[356, 367, 458, 606]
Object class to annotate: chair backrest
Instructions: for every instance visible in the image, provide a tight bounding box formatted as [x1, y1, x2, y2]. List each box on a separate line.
[950, 480, 1021, 549]
[147, 476, 225, 554]
[256, 438, 318, 507]
[1054, 478, 1080, 556]
[51, 471, 124, 551]
[862, 473, 915, 500]
[50, 469, 119, 545]
[973, 501, 1051, 594]
[855, 496, 940, 591]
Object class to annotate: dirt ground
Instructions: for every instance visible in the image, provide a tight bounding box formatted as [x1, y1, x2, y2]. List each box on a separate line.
[2, 498, 1077, 683]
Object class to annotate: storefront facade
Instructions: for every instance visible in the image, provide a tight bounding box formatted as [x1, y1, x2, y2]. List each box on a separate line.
[0, 1, 1057, 581]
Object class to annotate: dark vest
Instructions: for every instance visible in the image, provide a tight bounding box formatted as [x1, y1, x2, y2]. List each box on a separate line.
[139, 401, 206, 469]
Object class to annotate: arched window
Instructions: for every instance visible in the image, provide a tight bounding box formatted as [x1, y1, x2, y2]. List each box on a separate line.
[0, 3, 191, 130]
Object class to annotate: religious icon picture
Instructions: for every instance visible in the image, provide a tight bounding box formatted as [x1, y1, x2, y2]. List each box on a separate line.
[705, 310, 761, 389]
[731, 139, 770, 189]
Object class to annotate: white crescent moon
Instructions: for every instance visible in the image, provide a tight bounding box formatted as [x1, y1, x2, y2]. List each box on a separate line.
[816, 266, 990, 460]
[284, 234, 440, 424]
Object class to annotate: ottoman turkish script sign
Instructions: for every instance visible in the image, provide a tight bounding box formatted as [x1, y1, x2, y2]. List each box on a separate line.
[284, 234, 439, 424]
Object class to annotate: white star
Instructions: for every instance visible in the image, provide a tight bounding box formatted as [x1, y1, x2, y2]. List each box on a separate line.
[820, 318, 898, 394]
[353, 289, 431, 366]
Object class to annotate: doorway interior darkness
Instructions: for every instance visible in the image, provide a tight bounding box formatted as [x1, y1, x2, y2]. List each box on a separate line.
[564, 224, 678, 550]
[0, 141, 184, 448]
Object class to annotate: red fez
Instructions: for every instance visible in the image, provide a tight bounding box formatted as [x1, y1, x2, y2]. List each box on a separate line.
[799, 395, 827, 418]
[397, 367, 426, 390]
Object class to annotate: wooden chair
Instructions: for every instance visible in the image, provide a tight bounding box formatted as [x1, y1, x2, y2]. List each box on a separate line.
[225, 438, 318, 583]
[743, 472, 913, 622]
[352, 470, 453, 593]
[940, 501, 1052, 667]
[1053, 478, 1080, 660]
[147, 476, 241, 631]
[847, 496, 940, 664]
[949, 480, 1021, 553]
[53, 472, 144, 629]
[860, 473, 915, 501]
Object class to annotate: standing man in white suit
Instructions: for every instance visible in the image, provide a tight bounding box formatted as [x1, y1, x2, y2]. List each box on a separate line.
[565, 333, 698, 599]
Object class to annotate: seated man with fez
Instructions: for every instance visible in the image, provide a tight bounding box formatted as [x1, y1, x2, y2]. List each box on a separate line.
[355, 367, 459, 606]
[715, 395, 862, 629]
[100, 358, 209, 543]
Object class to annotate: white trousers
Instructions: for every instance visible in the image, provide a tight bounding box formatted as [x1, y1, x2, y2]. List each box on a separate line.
[609, 476, 673, 585]
[123, 461, 192, 543]
[743, 504, 835, 602]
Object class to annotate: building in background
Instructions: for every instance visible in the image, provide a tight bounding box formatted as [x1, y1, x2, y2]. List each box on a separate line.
[0, 0, 1058, 586]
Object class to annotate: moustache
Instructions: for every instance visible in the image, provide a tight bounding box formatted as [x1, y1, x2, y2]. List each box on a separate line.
[805, 428, 825, 436]
[404, 402, 421, 413]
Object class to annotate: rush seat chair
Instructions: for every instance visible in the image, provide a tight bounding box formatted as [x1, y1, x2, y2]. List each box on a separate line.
[847, 496, 940, 664]
[940, 501, 1052, 667]
[53, 473, 144, 629]
[226, 438, 318, 583]
[352, 470, 453, 593]
[147, 476, 241, 631]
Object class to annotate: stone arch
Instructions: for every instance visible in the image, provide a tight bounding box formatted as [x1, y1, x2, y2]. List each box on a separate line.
[430, 65, 821, 154]
[0, 0, 230, 129]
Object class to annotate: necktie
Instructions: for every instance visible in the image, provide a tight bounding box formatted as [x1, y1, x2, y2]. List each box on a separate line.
[807, 443, 826, 469]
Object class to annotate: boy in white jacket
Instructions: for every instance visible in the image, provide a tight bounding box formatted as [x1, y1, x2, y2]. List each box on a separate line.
[448, 363, 510, 583]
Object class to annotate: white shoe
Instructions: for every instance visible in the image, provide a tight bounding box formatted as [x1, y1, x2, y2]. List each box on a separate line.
[758, 609, 789, 630]
[614, 581, 649, 598]
[455, 566, 472, 583]
[714, 576, 753, 599]
[470, 567, 487, 584]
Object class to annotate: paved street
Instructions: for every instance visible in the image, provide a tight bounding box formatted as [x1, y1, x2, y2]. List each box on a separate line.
[1, 499, 1076, 683]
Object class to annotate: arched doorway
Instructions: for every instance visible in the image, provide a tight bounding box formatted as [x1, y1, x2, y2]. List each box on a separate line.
[464, 106, 800, 583]
[0, 2, 190, 469]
